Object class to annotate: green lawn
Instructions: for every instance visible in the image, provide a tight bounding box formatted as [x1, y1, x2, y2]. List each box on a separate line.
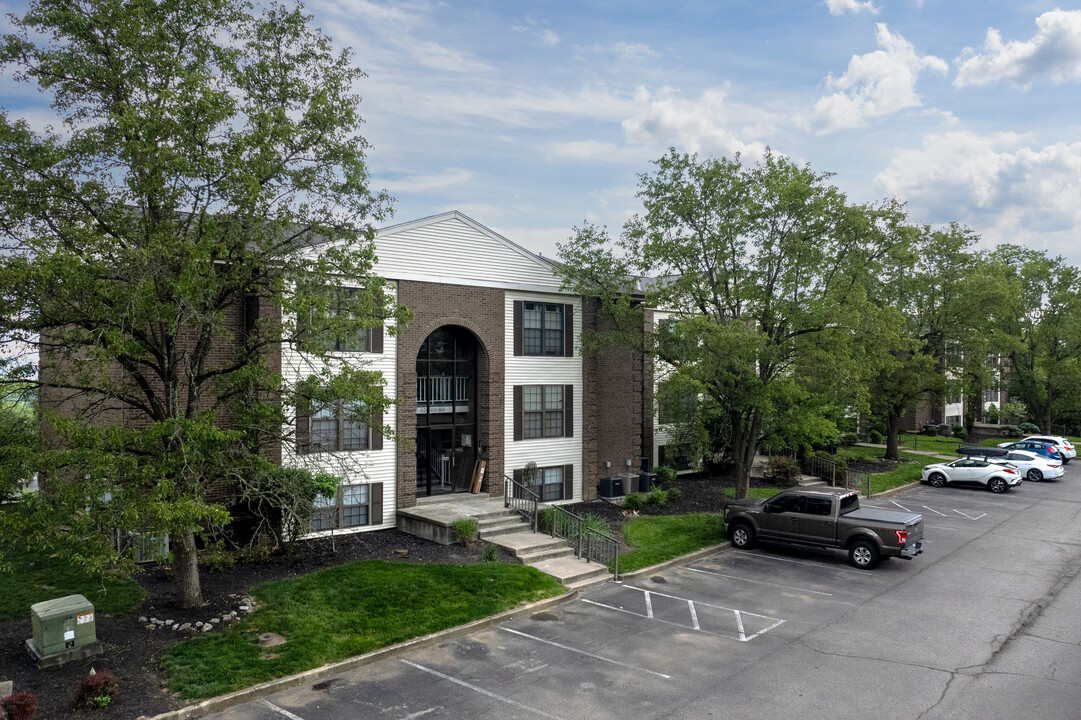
[0, 550, 145, 621]
[617, 514, 728, 574]
[897, 434, 964, 454]
[843, 445, 933, 493]
[161, 560, 565, 699]
[722, 486, 782, 500]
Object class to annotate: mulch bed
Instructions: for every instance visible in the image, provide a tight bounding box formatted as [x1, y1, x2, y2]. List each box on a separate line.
[0, 473, 748, 720]
[0, 530, 492, 720]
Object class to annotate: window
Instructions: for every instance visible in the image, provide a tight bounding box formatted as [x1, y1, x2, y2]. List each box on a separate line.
[766, 495, 800, 513]
[657, 381, 696, 424]
[296, 399, 383, 454]
[803, 497, 832, 516]
[513, 300, 573, 357]
[514, 464, 573, 502]
[514, 384, 573, 440]
[303, 287, 383, 353]
[309, 483, 383, 532]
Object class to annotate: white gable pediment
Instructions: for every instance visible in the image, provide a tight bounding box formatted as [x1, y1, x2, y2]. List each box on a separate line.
[373, 212, 564, 293]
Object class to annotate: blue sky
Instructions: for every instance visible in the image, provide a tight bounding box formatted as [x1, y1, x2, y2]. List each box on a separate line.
[310, 0, 1081, 266]
[3, 0, 1080, 266]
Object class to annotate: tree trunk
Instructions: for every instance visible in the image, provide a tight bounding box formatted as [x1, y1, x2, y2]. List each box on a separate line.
[172, 528, 203, 608]
[885, 411, 901, 461]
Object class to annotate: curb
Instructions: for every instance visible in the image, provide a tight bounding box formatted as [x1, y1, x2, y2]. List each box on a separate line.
[617, 541, 731, 582]
[144, 590, 578, 720]
[870, 480, 923, 499]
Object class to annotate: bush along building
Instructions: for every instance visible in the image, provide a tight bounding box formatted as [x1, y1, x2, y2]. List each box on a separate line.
[283, 211, 660, 539]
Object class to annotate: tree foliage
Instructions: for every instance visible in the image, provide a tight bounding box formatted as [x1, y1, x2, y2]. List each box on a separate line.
[559, 149, 894, 499]
[0, 0, 409, 606]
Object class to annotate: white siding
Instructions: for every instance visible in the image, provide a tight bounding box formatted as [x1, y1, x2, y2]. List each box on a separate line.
[281, 283, 399, 533]
[504, 291, 583, 502]
[651, 310, 675, 467]
[375, 214, 563, 291]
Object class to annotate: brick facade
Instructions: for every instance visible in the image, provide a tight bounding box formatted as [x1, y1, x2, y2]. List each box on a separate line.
[395, 280, 506, 509]
[580, 298, 649, 500]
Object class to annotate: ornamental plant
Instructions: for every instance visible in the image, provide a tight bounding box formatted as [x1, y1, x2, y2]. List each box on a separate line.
[1, 691, 39, 720]
[75, 670, 119, 710]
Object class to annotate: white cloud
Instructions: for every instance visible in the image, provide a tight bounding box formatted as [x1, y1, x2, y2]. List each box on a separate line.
[812, 23, 947, 134]
[621, 86, 771, 160]
[612, 42, 661, 61]
[825, 0, 879, 16]
[954, 9, 1081, 89]
[380, 168, 474, 193]
[875, 132, 1081, 259]
[538, 29, 560, 47]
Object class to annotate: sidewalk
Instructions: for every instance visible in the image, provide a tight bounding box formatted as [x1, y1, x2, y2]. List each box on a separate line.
[855, 442, 957, 460]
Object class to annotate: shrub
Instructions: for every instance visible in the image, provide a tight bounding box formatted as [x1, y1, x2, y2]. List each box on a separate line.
[451, 517, 478, 547]
[923, 424, 939, 436]
[482, 542, 498, 563]
[75, 670, 120, 710]
[766, 455, 801, 487]
[1019, 422, 1040, 435]
[1, 691, 39, 720]
[622, 493, 644, 512]
[581, 513, 611, 536]
[645, 486, 668, 505]
[199, 540, 235, 573]
[836, 432, 858, 447]
[952, 423, 965, 436]
[538, 507, 554, 533]
[868, 429, 884, 444]
[985, 403, 1000, 423]
[238, 544, 272, 565]
[953, 428, 967, 440]
[655, 465, 676, 488]
[666, 487, 683, 502]
[1005, 425, 1023, 438]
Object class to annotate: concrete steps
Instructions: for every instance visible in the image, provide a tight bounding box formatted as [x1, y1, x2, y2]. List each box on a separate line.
[476, 514, 532, 539]
[796, 474, 828, 487]
[483, 528, 613, 588]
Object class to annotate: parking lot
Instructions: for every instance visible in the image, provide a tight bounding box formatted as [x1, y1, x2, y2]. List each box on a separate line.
[208, 465, 1081, 720]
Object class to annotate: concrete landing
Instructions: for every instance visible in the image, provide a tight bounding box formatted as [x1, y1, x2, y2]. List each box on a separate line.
[397, 496, 510, 545]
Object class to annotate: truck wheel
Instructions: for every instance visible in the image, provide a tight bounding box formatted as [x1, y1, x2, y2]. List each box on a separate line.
[1027, 468, 1043, 482]
[929, 473, 947, 488]
[988, 477, 1008, 493]
[730, 522, 756, 549]
[849, 540, 879, 569]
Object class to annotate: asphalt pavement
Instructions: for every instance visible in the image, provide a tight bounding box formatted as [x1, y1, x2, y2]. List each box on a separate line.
[203, 463, 1081, 720]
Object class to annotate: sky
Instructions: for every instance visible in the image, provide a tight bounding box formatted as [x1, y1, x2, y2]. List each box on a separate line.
[304, 0, 1081, 266]
[2, 0, 1080, 267]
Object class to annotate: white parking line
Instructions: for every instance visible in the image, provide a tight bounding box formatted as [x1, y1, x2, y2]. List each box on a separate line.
[685, 567, 834, 596]
[891, 500, 912, 512]
[499, 628, 671, 679]
[921, 505, 948, 516]
[582, 585, 785, 642]
[953, 509, 987, 520]
[401, 660, 566, 720]
[262, 701, 306, 720]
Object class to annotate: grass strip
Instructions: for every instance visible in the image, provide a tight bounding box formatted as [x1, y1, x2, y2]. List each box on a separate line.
[722, 486, 782, 500]
[0, 550, 145, 621]
[617, 514, 727, 574]
[161, 560, 565, 699]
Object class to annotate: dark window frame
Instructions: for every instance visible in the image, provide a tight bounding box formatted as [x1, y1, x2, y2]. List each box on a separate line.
[513, 464, 574, 502]
[513, 300, 573, 358]
[310, 482, 384, 532]
[296, 398, 384, 455]
[513, 384, 574, 441]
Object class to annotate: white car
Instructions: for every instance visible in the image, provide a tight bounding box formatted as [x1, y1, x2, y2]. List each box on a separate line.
[999, 435, 1076, 463]
[921, 458, 1023, 493]
[988, 450, 1065, 482]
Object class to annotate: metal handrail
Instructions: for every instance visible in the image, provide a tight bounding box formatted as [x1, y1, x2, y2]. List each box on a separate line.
[801, 456, 873, 498]
[503, 474, 539, 533]
[503, 474, 621, 579]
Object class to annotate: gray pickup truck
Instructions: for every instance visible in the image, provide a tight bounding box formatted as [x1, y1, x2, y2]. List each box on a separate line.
[723, 487, 924, 569]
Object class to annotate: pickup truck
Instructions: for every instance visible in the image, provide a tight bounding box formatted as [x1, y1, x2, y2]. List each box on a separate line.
[723, 487, 924, 569]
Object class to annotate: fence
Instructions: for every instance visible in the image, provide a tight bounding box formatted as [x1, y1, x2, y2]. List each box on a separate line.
[503, 474, 621, 579]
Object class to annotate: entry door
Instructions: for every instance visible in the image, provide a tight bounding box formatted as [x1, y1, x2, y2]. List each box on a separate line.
[429, 428, 455, 492]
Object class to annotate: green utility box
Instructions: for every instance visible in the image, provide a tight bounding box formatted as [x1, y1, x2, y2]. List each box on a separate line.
[26, 594, 103, 668]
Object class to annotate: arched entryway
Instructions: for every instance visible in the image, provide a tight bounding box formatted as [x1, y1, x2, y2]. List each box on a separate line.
[415, 325, 480, 496]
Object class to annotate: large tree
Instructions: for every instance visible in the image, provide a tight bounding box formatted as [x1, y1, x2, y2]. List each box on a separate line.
[558, 149, 891, 499]
[991, 246, 1081, 433]
[0, 0, 408, 606]
[862, 224, 1003, 459]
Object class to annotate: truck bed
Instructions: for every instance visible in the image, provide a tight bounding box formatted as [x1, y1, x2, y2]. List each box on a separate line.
[843, 507, 921, 526]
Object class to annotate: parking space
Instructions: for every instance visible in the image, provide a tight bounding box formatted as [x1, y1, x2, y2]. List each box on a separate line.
[208, 461, 1081, 720]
